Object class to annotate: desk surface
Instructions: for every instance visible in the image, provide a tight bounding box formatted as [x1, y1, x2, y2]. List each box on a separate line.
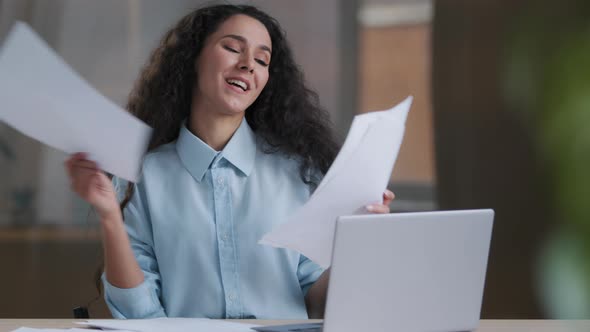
[0, 319, 589, 332]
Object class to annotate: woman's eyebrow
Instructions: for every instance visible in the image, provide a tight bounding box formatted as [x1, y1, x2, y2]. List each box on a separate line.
[221, 34, 272, 54]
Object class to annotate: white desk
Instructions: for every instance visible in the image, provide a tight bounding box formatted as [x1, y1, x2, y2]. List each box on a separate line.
[0, 319, 589, 332]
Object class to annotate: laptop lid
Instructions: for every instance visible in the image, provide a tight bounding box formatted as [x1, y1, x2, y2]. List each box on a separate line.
[323, 209, 494, 332]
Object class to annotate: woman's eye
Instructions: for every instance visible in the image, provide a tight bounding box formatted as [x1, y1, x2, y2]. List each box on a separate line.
[223, 45, 239, 53]
[256, 59, 269, 67]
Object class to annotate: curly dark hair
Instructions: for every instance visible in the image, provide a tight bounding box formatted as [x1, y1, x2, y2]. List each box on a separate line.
[116, 4, 339, 211]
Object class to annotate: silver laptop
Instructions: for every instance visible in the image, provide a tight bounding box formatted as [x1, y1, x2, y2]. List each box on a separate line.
[253, 209, 494, 332]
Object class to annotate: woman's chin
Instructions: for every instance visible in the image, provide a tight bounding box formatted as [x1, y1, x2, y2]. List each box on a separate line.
[222, 102, 250, 116]
[224, 107, 247, 116]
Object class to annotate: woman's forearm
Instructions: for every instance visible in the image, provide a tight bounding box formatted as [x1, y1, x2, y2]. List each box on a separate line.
[305, 268, 330, 318]
[100, 212, 144, 288]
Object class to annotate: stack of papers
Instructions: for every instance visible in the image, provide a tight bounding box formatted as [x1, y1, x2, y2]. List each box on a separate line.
[0, 21, 151, 182]
[11, 318, 259, 332]
[79, 318, 259, 332]
[259, 97, 412, 268]
[12, 329, 129, 332]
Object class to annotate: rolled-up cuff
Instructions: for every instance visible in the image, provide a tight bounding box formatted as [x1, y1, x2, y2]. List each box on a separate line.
[102, 274, 165, 318]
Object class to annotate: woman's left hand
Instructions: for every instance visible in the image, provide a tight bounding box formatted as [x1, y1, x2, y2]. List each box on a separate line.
[365, 189, 395, 214]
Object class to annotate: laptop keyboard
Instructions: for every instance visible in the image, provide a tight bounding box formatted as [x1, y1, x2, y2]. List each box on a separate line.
[287, 325, 322, 332]
[288, 328, 322, 332]
[251, 323, 323, 332]
[252, 324, 471, 332]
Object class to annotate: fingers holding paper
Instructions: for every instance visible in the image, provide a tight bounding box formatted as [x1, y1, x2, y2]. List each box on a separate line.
[365, 189, 395, 214]
[65, 152, 120, 219]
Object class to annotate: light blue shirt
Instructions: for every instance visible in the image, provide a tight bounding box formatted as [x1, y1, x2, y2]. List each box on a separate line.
[103, 118, 324, 319]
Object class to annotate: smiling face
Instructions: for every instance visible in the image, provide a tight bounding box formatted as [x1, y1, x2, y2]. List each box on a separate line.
[192, 14, 272, 117]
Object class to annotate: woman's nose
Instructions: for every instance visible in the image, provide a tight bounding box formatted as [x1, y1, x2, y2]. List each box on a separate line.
[238, 54, 255, 73]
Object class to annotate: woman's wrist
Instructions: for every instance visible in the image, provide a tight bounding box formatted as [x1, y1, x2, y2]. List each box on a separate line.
[99, 208, 123, 229]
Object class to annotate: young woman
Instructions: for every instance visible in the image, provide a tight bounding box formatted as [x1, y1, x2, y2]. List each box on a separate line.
[65, 4, 394, 319]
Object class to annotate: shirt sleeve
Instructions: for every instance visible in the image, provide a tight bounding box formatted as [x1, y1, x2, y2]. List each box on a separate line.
[297, 254, 325, 296]
[298, 166, 326, 296]
[102, 177, 166, 318]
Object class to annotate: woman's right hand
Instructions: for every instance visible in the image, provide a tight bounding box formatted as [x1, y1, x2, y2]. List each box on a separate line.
[64, 152, 120, 220]
[66, 153, 144, 288]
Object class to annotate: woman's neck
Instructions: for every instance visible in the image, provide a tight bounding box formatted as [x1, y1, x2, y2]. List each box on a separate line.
[188, 107, 243, 152]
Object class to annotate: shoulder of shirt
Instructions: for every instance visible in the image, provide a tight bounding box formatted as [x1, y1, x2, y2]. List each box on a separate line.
[110, 142, 178, 199]
[141, 141, 179, 170]
[256, 140, 300, 168]
[255, 140, 324, 189]
[255, 142, 316, 186]
[115, 142, 179, 187]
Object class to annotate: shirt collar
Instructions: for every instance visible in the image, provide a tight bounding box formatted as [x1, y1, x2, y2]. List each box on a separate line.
[222, 117, 257, 177]
[176, 118, 257, 182]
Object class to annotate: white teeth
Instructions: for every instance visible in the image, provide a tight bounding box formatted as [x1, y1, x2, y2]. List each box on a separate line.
[227, 79, 248, 91]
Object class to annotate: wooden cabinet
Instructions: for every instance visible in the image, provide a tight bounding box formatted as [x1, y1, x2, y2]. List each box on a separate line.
[0, 227, 111, 318]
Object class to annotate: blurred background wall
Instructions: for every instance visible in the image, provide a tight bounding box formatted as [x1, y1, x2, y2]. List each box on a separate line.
[0, 0, 588, 320]
[432, 0, 590, 319]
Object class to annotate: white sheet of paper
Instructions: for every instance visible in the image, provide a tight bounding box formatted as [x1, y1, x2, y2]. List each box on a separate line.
[11, 329, 134, 332]
[259, 96, 412, 268]
[0, 21, 151, 182]
[314, 106, 396, 195]
[78, 318, 259, 332]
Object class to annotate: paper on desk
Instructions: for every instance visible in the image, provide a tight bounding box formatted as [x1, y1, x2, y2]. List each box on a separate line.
[259, 96, 412, 268]
[0, 21, 151, 182]
[78, 318, 259, 332]
[11, 329, 134, 332]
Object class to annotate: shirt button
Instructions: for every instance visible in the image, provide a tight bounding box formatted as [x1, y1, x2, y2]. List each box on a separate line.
[217, 177, 224, 186]
[222, 234, 229, 241]
[228, 293, 236, 301]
